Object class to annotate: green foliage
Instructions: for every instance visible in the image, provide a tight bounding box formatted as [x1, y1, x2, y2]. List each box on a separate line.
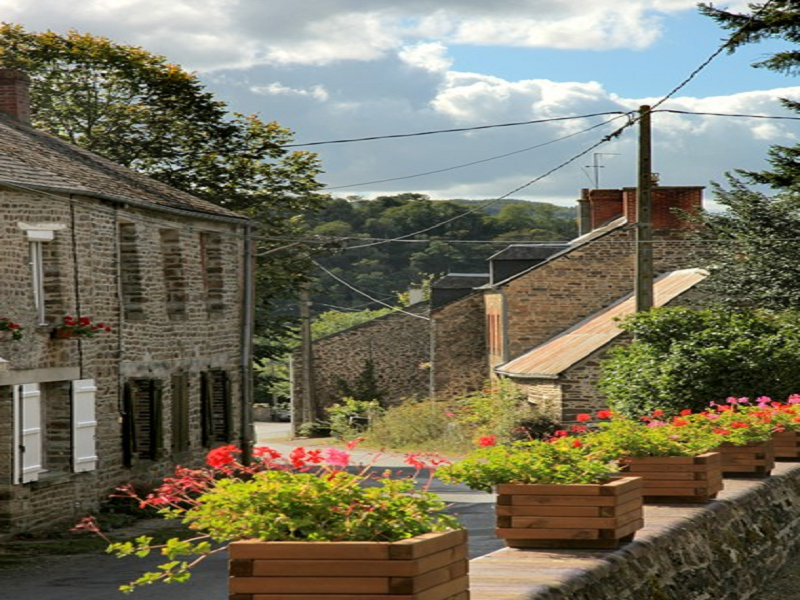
[580, 417, 718, 460]
[311, 308, 394, 339]
[364, 400, 465, 451]
[450, 379, 536, 443]
[307, 195, 576, 313]
[690, 178, 800, 310]
[362, 381, 546, 452]
[699, 1, 800, 190]
[437, 440, 620, 493]
[326, 397, 383, 440]
[599, 307, 800, 416]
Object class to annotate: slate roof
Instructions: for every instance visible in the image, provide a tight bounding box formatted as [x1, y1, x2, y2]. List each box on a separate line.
[495, 268, 708, 379]
[0, 112, 247, 222]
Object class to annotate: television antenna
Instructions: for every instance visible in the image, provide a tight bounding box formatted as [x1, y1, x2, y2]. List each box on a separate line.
[585, 152, 619, 189]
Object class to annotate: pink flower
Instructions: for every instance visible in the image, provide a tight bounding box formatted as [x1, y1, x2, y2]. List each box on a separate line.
[324, 448, 351, 468]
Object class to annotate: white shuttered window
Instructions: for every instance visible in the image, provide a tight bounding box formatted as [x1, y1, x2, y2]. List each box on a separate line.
[13, 383, 43, 484]
[72, 379, 98, 473]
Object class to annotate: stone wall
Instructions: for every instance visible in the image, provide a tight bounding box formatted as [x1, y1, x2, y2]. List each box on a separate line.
[534, 464, 800, 600]
[469, 462, 800, 600]
[0, 189, 248, 535]
[431, 292, 487, 401]
[295, 304, 431, 412]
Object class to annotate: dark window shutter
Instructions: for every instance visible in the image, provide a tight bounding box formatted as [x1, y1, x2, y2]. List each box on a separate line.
[150, 381, 164, 460]
[171, 375, 190, 452]
[122, 383, 136, 467]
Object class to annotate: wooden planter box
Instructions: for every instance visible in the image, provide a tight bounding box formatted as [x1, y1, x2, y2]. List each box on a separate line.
[494, 476, 643, 549]
[717, 440, 775, 477]
[621, 452, 723, 503]
[228, 529, 469, 600]
[772, 430, 800, 460]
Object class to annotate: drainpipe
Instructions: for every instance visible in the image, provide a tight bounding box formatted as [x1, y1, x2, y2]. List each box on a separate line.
[240, 223, 256, 464]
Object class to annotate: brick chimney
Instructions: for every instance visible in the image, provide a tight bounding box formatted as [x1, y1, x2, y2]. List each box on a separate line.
[0, 69, 31, 123]
[622, 186, 703, 230]
[586, 188, 624, 230]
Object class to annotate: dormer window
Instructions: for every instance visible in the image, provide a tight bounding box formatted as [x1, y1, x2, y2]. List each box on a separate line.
[18, 223, 66, 326]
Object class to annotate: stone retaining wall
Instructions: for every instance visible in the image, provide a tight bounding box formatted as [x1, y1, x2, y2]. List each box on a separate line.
[470, 462, 800, 600]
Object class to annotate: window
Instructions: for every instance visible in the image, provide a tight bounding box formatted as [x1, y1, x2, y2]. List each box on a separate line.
[122, 379, 164, 464]
[201, 370, 232, 446]
[199, 232, 224, 314]
[118, 222, 146, 321]
[18, 223, 65, 325]
[160, 229, 187, 318]
[11, 379, 97, 484]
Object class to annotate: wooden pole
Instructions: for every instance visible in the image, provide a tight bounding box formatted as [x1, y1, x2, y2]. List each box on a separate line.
[296, 283, 316, 434]
[635, 105, 654, 313]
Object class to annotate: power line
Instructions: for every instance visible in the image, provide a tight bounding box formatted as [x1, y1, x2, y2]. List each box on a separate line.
[342, 114, 637, 251]
[657, 109, 800, 121]
[324, 114, 628, 190]
[311, 260, 431, 321]
[282, 112, 629, 147]
[651, 0, 778, 110]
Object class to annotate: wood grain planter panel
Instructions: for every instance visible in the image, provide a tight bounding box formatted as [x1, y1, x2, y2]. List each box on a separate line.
[717, 440, 775, 477]
[494, 477, 643, 549]
[621, 452, 723, 503]
[228, 529, 469, 600]
[772, 431, 800, 460]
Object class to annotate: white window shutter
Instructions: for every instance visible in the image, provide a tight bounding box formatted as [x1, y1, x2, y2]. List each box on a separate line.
[14, 383, 43, 484]
[72, 379, 98, 472]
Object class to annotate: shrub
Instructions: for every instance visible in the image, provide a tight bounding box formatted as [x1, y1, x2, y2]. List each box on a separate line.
[326, 397, 382, 440]
[599, 307, 800, 417]
[450, 379, 535, 444]
[437, 439, 620, 493]
[364, 399, 464, 451]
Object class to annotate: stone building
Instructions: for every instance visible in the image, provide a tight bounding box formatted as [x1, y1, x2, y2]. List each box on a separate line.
[0, 69, 254, 535]
[293, 184, 706, 423]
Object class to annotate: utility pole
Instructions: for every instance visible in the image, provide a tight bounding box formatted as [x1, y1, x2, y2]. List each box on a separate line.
[586, 152, 619, 189]
[635, 105, 654, 312]
[296, 282, 316, 435]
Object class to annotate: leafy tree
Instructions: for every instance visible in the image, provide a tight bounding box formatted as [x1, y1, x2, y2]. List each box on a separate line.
[599, 307, 800, 416]
[699, 1, 800, 189]
[0, 24, 328, 361]
[690, 177, 800, 311]
[311, 308, 394, 340]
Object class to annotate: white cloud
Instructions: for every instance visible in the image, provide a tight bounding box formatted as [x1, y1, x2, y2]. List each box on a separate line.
[398, 42, 453, 72]
[250, 83, 330, 102]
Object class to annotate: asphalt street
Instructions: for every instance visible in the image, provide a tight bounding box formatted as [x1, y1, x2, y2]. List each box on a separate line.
[0, 423, 500, 600]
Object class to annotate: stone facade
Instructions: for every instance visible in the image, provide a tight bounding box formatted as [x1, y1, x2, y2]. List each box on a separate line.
[293, 304, 431, 413]
[0, 73, 251, 536]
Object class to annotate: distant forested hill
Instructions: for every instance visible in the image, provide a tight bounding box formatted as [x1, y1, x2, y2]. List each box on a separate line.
[302, 193, 577, 313]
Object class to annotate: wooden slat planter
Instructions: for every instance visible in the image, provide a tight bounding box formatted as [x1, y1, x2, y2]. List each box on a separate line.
[621, 452, 723, 503]
[717, 440, 775, 477]
[494, 476, 643, 549]
[772, 430, 800, 460]
[228, 529, 469, 600]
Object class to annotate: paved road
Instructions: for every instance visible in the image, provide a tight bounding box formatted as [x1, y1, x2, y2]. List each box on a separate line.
[0, 423, 500, 600]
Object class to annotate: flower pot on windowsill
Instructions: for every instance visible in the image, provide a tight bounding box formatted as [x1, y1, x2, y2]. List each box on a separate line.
[52, 328, 77, 339]
[618, 452, 723, 503]
[494, 476, 644, 549]
[716, 440, 775, 477]
[228, 529, 469, 600]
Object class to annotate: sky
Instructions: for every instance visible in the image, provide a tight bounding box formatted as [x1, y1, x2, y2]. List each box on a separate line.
[2, 0, 799, 210]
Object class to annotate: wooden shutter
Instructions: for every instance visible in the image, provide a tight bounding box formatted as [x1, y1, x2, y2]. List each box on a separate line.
[72, 379, 98, 472]
[122, 382, 135, 467]
[14, 383, 43, 484]
[171, 375, 190, 452]
[201, 372, 213, 447]
[150, 382, 164, 460]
